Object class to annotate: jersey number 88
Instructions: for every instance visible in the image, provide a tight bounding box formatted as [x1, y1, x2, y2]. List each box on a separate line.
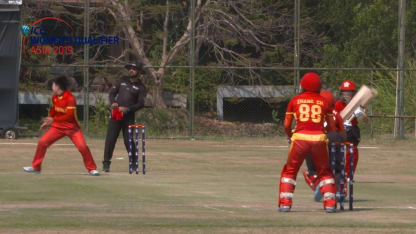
[299, 104, 322, 123]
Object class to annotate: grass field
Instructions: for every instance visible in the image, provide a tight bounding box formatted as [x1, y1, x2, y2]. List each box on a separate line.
[0, 137, 415, 233]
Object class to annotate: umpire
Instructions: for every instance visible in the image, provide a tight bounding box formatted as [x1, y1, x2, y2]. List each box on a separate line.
[102, 62, 147, 172]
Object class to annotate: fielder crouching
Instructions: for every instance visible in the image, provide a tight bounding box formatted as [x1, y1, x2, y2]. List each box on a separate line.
[23, 76, 100, 176]
[278, 72, 337, 213]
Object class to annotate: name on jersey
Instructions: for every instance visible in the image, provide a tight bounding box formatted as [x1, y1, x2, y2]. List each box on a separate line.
[297, 99, 324, 106]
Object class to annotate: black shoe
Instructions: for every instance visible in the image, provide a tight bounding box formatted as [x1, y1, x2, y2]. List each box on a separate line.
[102, 161, 111, 172]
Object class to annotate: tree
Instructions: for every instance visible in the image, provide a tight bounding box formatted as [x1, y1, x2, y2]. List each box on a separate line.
[107, 0, 324, 108]
[21, 0, 325, 110]
[311, 1, 416, 88]
[107, 0, 201, 108]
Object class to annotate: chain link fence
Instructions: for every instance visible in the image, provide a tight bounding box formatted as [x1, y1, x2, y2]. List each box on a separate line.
[17, 65, 416, 139]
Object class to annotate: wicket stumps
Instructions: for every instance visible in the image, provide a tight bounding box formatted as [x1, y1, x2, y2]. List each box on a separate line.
[127, 124, 146, 175]
[347, 143, 354, 210]
[330, 142, 344, 210]
[339, 143, 346, 210]
[329, 142, 354, 211]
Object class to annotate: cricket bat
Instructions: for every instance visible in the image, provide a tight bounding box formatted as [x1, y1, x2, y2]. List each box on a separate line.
[340, 85, 378, 122]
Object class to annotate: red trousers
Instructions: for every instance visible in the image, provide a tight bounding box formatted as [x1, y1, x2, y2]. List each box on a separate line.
[32, 127, 97, 172]
[279, 133, 336, 209]
[345, 144, 358, 179]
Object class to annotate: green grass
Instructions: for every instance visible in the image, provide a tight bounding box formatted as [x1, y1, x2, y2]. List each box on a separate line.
[0, 138, 415, 233]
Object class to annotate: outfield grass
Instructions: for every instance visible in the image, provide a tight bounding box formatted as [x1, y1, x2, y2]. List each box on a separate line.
[0, 137, 415, 233]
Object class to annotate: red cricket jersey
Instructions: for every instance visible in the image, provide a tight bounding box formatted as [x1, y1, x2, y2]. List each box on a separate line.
[286, 91, 332, 134]
[49, 90, 81, 129]
[326, 109, 345, 132]
[334, 100, 357, 126]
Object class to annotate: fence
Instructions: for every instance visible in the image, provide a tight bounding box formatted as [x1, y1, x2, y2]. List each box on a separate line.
[14, 0, 416, 139]
[17, 65, 416, 139]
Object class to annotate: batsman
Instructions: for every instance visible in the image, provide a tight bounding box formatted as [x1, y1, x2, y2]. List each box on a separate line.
[278, 72, 337, 213]
[335, 80, 369, 180]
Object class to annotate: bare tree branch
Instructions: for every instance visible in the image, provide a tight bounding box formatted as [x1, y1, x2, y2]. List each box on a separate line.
[159, 0, 203, 70]
[109, 0, 157, 78]
[161, 0, 169, 69]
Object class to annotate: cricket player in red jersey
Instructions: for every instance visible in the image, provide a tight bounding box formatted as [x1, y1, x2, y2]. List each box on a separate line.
[23, 76, 100, 176]
[278, 72, 337, 213]
[303, 90, 346, 192]
[334, 80, 367, 180]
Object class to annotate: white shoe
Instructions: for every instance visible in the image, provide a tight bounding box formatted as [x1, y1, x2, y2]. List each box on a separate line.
[89, 170, 100, 176]
[23, 167, 40, 174]
[279, 206, 291, 212]
[325, 206, 336, 213]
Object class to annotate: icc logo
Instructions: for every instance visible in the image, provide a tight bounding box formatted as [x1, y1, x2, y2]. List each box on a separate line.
[21, 25, 45, 35]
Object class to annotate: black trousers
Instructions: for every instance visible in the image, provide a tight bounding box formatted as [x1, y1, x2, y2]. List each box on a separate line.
[103, 113, 136, 163]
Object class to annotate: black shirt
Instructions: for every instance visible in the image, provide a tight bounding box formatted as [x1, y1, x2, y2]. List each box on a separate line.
[109, 76, 147, 114]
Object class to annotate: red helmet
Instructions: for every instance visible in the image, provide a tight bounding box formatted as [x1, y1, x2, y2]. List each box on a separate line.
[300, 72, 321, 93]
[339, 80, 356, 91]
[320, 90, 334, 107]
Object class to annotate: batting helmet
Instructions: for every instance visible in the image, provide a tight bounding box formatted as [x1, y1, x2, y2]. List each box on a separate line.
[339, 80, 356, 91]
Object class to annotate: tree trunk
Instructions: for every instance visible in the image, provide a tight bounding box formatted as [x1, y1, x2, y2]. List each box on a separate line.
[109, 0, 203, 109]
[152, 84, 166, 108]
[109, 0, 167, 108]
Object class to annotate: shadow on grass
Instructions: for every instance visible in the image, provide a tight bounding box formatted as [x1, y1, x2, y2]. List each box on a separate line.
[352, 199, 375, 203]
[287, 207, 375, 213]
[346, 207, 375, 212]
